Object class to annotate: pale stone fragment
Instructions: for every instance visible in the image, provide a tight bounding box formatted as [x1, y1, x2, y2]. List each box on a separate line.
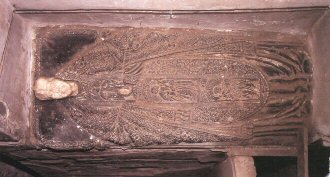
[33, 77, 79, 100]
[118, 86, 132, 96]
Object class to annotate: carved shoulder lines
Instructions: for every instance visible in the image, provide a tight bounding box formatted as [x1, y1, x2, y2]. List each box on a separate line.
[55, 41, 124, 80]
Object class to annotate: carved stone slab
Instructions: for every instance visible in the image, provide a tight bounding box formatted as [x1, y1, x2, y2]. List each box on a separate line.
[34, 27, 311, 147]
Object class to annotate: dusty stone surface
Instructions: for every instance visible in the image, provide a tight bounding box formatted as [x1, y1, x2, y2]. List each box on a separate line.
[232, 156, 257, 177]
[33, 77, 78, 100]
[118, 86, 133, 96]
[216, 156, 256, 177]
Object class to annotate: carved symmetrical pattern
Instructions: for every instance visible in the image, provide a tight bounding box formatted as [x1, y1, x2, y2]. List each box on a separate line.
[35, 27, 311, 146]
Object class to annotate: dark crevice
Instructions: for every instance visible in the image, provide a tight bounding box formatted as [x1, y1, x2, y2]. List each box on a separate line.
[254, 156, 297, 177]
[0, 153, 43, 177]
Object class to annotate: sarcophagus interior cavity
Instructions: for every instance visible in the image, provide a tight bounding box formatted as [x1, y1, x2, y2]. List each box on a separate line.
[0, 1, 330, 176]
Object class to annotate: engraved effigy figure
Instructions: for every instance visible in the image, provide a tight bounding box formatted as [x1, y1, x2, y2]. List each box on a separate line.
[34, 28, 311, 146]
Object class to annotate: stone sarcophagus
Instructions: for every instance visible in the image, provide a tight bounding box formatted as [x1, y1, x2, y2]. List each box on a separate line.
[0, 1, 329, 176]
